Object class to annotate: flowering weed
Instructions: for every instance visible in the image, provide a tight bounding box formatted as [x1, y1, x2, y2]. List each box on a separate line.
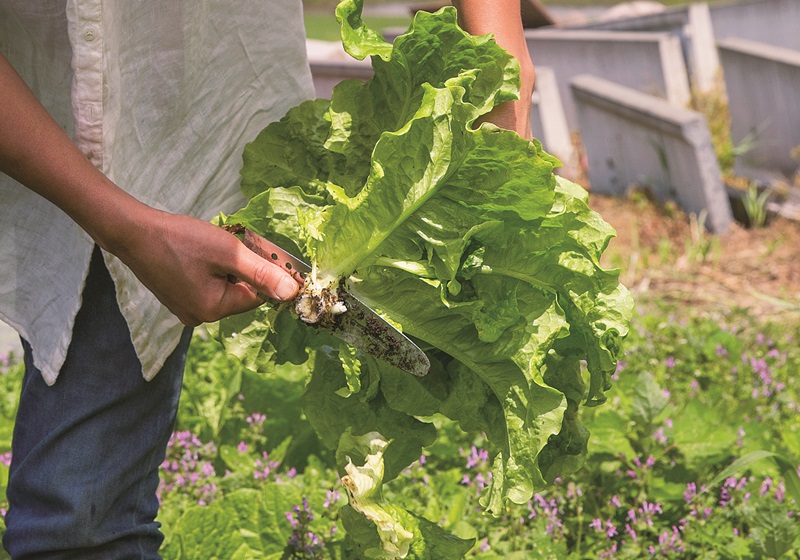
[0, 312, 797, 558]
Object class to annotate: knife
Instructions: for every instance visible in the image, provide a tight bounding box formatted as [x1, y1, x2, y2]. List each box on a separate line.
[228, 226, 430, 377]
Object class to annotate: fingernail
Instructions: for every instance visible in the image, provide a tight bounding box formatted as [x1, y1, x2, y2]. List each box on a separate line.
[275, 276, 299, 301]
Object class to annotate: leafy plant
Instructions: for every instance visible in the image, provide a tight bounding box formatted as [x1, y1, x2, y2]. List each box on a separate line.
[742, 183, 771, 228]
[2, 303, 799, 557]
[212, 0, 631, 554]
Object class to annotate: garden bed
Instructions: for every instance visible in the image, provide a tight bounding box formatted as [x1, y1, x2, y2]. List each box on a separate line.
[0, 192, 798, 558]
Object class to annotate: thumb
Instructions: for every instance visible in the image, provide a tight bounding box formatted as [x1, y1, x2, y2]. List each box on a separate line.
[232, 247, 301, 302]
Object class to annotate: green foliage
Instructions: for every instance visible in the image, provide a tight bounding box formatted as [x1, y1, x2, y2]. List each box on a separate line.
[149, 310, 800, 558]
[742, 184, 771, 229]
[0, 309, 799, 558]
[215, 2, 631, 551]
[0, 358, 20, 558]
[0, 0, 794, 557]
[305, 13, 411, 43]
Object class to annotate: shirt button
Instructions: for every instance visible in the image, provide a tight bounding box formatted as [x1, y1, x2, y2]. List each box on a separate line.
[84, 28, 97, 42]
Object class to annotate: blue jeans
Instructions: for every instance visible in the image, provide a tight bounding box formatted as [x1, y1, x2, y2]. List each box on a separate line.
[3, 248, 192, 559]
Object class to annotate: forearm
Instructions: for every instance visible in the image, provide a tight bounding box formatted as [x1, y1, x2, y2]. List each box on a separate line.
[0, 53, 144, 254]
[453, 0, 534, 137]
[454, 0, 533, 76]
[0, 53, 300, 325]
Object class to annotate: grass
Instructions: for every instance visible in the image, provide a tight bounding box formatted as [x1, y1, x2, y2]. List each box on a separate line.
[303, 0, 731, 42]
[303, 0, 387, 7]
[304, 12, 411, 42]
[303, 0, 729, 10]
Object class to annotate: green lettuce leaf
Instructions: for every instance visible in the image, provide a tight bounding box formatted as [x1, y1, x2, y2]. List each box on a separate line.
[160, 486, 301, 559]
[338, 432, 474, 559]
[215, 0, 633, 554]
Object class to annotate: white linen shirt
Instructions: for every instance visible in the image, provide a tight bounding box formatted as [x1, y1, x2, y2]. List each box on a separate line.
[0, 0, 315, 385]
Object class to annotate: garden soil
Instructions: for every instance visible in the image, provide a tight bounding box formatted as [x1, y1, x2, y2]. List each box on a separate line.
[591, 192, 800, 321]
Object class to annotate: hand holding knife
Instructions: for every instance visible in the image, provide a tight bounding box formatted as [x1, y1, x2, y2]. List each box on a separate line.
[225, 225, 430, 377]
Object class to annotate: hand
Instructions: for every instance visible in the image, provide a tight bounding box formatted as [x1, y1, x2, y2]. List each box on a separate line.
[107, 207, 301, 327]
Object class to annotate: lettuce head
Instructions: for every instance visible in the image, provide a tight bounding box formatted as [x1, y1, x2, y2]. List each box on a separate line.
[215, 0, 633, 555]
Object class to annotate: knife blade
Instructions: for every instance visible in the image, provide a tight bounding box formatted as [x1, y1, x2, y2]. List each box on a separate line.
[234, 227, 430, 377]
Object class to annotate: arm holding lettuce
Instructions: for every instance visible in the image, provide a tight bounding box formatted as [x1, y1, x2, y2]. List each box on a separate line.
[0, 53, 300, 327]
[455, 0, 535, 139]
[0, 0, 533, 326]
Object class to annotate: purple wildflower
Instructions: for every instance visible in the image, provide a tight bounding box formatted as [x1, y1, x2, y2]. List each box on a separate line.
[605, 519, 618, 539]
[465, 445, 489, 469]
[323, 489, 340, 509]
[285, 499, 325, 559]
[776, 481, 786, 503]
[638, 501, 662, 526]
[625, 523, 638, 543]
[684, 482, 697, 503]
[246, 412, 267, 427]
[653, 427, 668, 445]
[761, 477, 773, 497]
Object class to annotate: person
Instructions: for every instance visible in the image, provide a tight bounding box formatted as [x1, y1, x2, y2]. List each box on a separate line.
[0, 0, 534, 557]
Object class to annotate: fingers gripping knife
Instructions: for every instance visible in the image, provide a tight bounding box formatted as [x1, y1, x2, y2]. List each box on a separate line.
[229, 226, 430, 377]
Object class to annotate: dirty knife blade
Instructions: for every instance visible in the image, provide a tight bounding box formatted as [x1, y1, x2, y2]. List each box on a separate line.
[243, 229, 310, 281]
[238, 228, 430, 377]
[329, 287, 431, 377]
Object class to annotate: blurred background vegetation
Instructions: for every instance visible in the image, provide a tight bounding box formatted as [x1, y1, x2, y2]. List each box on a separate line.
[302, 0, 725, 10]
[302, 0, 728, 41]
